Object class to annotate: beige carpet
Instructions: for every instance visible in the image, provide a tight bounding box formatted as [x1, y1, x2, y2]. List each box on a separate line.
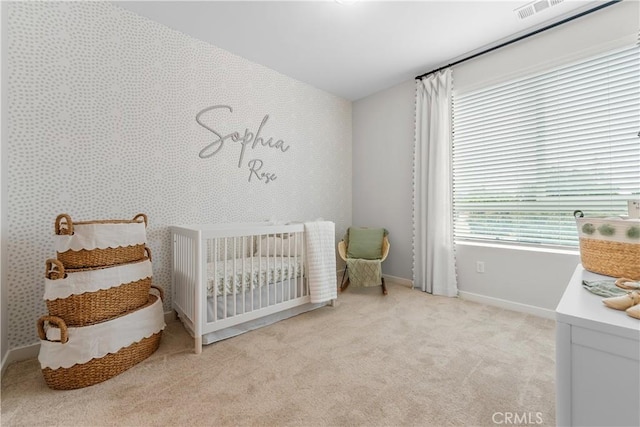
[1, 283, 556, 426]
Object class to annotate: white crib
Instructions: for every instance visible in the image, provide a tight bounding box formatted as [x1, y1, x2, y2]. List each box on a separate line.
[170, 222, 330, 354]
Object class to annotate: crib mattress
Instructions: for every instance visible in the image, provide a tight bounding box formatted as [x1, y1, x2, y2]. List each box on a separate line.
[207, 256, 302, 296]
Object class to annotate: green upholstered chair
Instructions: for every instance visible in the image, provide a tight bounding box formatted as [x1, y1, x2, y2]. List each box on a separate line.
[338, 227, 390, 295]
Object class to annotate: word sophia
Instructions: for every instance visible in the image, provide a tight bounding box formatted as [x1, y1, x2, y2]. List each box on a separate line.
[196, 105, 290, 184]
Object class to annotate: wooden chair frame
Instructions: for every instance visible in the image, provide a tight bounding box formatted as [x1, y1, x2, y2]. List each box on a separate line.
[338, 236, 390, 295]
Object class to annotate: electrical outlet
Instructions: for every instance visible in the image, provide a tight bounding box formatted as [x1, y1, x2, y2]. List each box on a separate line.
[476, 261, 485, 273]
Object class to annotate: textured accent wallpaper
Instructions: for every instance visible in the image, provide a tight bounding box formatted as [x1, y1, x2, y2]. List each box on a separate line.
[6, 2, 351, 348]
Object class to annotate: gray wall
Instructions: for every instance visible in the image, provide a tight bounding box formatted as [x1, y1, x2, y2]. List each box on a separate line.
[351, 77, 586, 311]
[452, 0, 637, 312]
[352, 79, 415, 280]
[351, 1, 638, 313]
[456, 244, 579, 311]
[1, 1, 8, 373]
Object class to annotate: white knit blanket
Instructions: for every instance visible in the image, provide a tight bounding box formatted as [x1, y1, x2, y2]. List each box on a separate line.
[304, 221, 337, 303]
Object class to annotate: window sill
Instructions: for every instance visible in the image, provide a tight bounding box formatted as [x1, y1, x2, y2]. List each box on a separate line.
[455, 240, 580, 256]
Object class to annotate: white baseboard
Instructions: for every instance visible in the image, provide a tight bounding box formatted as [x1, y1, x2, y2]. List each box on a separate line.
[458, 291, 555, 320]
[1, 311, 177, 378]
[1, 349, 10, 378]
[337, 268, 414, 289]
[383, 274, 414, 288]
[386, 276, 555, 318]
[1, 342, 39, 375]
[164, 310, 177, 323]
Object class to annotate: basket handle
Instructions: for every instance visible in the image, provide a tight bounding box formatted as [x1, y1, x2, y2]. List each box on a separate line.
[133, 213, 148, 228]
[37, 315, 69, 344]
[151, 285, 164, 301]
[144, 246, 152, 261]
[45, 259, 66, 280]
[574, 210, 584, 218]
[55, 214, 74, 235]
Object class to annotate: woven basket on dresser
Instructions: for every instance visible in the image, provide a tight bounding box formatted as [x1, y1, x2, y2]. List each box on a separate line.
[44, 248, 153, 327]
[55, 214, 148, 269]
[37, 287, 165, 390]
[574, 210, 640, 280]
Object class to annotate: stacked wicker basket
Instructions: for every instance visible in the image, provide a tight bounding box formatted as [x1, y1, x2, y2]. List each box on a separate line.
[574, 210, 640, 280]
[37, 214, 165, 390]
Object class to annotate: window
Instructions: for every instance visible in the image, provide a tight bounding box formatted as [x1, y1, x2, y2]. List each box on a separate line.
[452, 45, 640, 247]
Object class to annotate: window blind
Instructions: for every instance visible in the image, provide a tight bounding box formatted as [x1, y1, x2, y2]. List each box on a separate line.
[452, 45, 640, 247]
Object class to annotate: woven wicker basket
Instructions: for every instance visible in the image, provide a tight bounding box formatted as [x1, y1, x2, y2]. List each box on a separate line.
[37, 289, 164, 390]
[40, 331, 161, 390]
[44, 248, 152, 327]
[55, 213, 148, 269]
[574, 211, 640, 280]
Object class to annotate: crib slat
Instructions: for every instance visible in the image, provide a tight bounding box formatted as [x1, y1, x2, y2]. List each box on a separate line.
[258, 234, 263, 309]
[268, 234, 272, 307]
[301, 232, 306, 296]
[298, 232, 302, 298]
[294, 233, 298, 299]
[241, 236, 245, 315]
[224, 237, 228, 320]
[233, 237, 237, 317]
[287, 235, 291, 301]
[172, 223, 316, 354]
[213, 238, 217, 322]
[250, 235, 254, 312]
[276, 239, 284, 301]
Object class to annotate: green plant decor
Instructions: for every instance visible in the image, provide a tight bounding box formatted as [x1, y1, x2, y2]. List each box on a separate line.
[598, 224, 616, 236]
[627, 226, 640, 239]
[582, 223, 596, 235]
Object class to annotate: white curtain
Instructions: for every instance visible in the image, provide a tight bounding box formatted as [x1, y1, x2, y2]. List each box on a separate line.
[413, 68, 458, 296]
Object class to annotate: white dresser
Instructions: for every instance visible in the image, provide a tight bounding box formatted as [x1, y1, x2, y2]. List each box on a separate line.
[556, 265, 640, 427]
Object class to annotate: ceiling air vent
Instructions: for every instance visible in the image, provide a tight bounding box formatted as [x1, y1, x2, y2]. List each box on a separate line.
[517, 5, 535, 19]
[515, 0, 564, 20]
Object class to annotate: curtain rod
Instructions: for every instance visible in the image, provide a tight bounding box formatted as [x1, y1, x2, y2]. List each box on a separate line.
[414, 0, 621, 80]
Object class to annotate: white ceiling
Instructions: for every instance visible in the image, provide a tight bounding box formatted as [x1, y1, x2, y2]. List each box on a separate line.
[114, 0, 609, 101]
